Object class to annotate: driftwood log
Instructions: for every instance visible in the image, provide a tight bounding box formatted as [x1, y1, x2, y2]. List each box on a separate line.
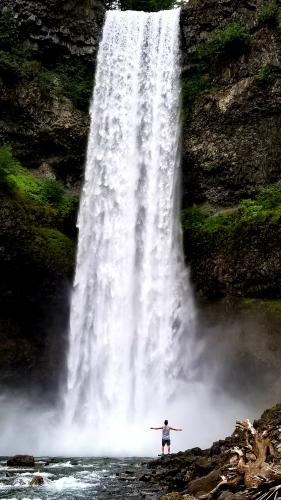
[199, 419, 281, 500]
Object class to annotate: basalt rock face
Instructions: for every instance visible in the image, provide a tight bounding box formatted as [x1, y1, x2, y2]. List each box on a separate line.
[0, 0, 104, 392]
[0, 0, 104, 182]
[1, 0, 104, 62]
[180, 0, 281, 299]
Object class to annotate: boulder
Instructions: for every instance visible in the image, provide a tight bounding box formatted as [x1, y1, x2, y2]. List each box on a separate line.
[187, 469, 222, 496]
[30, 475, 44, 486]
[7, 455, 35, 467]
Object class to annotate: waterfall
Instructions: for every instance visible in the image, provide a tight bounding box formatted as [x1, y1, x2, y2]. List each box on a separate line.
[64, 7, 196, 455]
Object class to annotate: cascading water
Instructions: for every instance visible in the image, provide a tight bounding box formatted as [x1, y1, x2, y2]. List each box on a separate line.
[63, 7, 197, 455]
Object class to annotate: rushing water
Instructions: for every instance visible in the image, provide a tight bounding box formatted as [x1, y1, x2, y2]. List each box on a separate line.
[63, 8, 196, 455]
[0, 457, 158, 499]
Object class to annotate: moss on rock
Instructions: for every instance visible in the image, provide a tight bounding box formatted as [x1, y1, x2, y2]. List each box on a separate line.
[31, 227, 75, 274]
[182, 182, 281, 298]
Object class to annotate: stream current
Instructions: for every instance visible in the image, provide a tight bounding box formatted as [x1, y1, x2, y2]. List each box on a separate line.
[0, 457, 158, 499]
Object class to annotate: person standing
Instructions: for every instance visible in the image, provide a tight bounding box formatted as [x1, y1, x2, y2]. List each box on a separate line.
[150, 419, 182, 455]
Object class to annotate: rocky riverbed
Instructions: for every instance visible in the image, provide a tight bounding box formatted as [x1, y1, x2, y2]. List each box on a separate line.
[0, 456, 165, 499]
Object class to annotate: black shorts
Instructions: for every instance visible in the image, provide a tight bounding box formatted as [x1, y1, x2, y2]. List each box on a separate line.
[162, 439, 170, 447]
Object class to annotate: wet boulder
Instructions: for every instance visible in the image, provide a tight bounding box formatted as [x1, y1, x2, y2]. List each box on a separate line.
[30, 475, 44, 486]
[7, 455, 35, 467]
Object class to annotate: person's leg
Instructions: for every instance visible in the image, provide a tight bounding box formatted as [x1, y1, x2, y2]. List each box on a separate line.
[168, 440, 171, 455]
[162, 445, 164, 455]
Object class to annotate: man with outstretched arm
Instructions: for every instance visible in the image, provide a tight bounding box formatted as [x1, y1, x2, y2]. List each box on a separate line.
[150, 419, 182, 455]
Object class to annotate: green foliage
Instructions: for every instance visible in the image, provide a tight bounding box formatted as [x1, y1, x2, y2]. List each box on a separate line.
[199, 23, 250, 63]
[243, 298, 281, 320]
[0, 145, 77, 217]
[54, 59, 94, 111]
[0, 145, 19, 194]
[181, 23, 250, 118]
[0, 48, 57, 96]
[256, 64, 281, 83]
[0, 146, 77, 275]
[31, 227, 75, 272]
[255, 181, 281, 209]
[0, 9, 18, 50]
[108, 0, 176, 11]
[182, 182, 281, 244]
[258, 2, 281, 26]
[40, 179, 65, 206]
[0, 10, 93, 110]
[182, 74, 210, 115]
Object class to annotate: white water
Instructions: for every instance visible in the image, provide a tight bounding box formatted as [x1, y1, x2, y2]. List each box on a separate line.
[63, 8, 197, 454]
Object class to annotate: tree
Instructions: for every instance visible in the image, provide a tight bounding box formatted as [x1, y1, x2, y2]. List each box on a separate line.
[106, 0, 176, 11]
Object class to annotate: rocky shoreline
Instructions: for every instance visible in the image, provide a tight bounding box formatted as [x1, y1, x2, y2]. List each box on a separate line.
[137, 403, 281, 500]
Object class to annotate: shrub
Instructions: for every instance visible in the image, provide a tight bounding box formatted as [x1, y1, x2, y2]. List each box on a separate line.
[258, 2, 279, 26]
[182, 182, 281, 244]
[40, 179, 65, 206]
[31, 227, 75, 273]
[256, 64, 281, 83]
[199, 23, 250, 63]
[0, 145, 77, 216]
[0, 145, 19, 194]
[107, 0, 176, 11]
[0, 10, 18, 50]
[182, 74, 210, 114]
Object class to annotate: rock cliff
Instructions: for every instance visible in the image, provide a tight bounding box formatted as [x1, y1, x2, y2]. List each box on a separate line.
[0, 0, 104, 392]
[1, 0, 281, 393]
[180, 0, 281, 300]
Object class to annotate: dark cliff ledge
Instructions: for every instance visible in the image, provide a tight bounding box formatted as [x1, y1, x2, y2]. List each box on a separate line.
[180, 0, 281, 299]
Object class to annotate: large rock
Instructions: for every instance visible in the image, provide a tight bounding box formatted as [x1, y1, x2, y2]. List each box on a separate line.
[30, 475, 44, 485]
[7, 455, 35, 467]
[187, 469, 222, 496]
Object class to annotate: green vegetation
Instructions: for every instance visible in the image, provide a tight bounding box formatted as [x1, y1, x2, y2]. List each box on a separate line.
[258, 2, 281, 27]
[107, 0, 177, 11]
[259, 403, 281, 428]
[198, 23, 250, 63]
[0, 145, 77, 210]
[243, 298, 281, 319]
[182, 181, 281, 245]
[54, 59, 94, 111]
[0, 48, 93, 109]
[0, 9, 93, 110]
[181, 23, 250, 118]
[0, 9, 18, 50]
[256, 64, 281, 83]
[31, 227, 75, 272]
[0, 145, 77, 274]
[0, 144, 19, 194]
[182, 74, 211, 115]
